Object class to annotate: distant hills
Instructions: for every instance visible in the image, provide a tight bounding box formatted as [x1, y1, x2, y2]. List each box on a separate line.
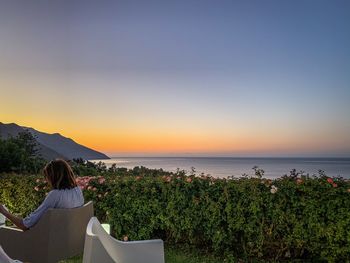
[0, 122, 109, 160]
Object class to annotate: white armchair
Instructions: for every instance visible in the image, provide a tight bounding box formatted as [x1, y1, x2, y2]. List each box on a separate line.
[0, 202, 94, 263]
[83, 217, 165, 263]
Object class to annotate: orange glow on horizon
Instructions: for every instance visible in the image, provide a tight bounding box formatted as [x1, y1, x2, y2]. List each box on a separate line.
[1, 110, 349, 157]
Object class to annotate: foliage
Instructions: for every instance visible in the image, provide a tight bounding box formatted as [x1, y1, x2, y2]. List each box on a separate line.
[0, 173, 45, 217]
[1, 168, 350, 262]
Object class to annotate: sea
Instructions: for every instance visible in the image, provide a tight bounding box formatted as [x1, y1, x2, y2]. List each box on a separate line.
[91, 157, 350, 179]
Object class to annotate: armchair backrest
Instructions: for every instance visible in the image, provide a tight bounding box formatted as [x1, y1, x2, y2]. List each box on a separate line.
[47, 201, 94, 261]
[84, 217, 164, 263]
[0, 202, 94, 263]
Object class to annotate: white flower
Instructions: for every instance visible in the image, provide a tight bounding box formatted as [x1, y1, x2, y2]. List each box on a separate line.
[270, 185, 278, 194]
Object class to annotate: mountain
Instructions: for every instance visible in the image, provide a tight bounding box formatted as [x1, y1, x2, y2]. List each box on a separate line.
[0, 122, 109, 160]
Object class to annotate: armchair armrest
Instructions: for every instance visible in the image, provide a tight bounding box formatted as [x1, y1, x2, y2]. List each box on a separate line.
[0, 225, 48, 262]
[0, 226, 27, 258]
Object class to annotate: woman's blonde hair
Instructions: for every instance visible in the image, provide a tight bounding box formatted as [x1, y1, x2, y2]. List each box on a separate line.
[43, 159, 77, 190]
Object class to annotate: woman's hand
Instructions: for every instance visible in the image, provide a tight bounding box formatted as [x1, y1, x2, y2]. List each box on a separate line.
[0, 205, 27, 231]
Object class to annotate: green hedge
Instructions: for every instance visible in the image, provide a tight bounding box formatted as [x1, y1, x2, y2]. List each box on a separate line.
[1, 171, 350, 262]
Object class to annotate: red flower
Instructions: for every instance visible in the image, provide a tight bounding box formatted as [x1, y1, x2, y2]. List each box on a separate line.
[327, 178, 334, 184]
[332, 183, 338, 188]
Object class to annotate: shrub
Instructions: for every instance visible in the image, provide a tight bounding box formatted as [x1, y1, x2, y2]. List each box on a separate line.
[1, 170, 350, 262]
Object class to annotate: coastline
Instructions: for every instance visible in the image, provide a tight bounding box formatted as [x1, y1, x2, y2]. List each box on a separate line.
[90, 157, 350, 179]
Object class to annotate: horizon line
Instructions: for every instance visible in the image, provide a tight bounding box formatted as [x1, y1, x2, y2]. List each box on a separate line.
[103, 155, 350, 159]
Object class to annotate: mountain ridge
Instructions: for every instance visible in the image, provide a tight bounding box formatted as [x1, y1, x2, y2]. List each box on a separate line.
[0, 122, 109, 160]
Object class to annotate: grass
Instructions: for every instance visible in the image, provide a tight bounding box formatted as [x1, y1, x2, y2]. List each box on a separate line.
[60, 245, 223, 263]
[165, 246, 223, 263]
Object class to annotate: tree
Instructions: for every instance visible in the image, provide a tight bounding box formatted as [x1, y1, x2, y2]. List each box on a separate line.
[0, 131, 45, 174]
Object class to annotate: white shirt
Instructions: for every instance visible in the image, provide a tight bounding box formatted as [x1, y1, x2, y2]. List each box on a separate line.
[23, 186, 84, 228]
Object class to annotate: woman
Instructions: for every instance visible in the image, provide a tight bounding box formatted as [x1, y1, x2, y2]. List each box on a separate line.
[0, 159, 84, 230]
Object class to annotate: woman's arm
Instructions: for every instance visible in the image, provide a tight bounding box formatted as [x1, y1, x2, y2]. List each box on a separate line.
[0, 204, 28, 231]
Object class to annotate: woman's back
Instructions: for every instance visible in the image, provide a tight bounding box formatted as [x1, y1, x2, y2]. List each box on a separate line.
[23, 186, 84, 228]
[50, 186, 84, 208]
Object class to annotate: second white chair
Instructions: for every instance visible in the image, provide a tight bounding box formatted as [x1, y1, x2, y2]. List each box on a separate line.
[83, 217, 165, 263]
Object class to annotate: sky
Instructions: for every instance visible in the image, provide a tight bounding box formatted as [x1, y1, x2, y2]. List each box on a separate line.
[1, 0, 350, 157]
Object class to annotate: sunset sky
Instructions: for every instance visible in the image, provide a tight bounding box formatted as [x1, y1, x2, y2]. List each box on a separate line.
[1, 0, 350, 157]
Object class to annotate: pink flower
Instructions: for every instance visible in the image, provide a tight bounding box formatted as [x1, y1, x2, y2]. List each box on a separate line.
[296, 178, 303, 185]
[135, 176, 142, 181]
[123, 235, 129, 242]
[98, 178, 106, 184]
[347, 189, 350, 193]
[327, 178, 334, 184]
[164, 176, 171, 182]
[36, 179, 41, 183]
[186, 177, 192, 183]
[98, 194, 102, 198]
[34, 186, 40, 191]
[92, 187, 97, 191]
[332, 183, 338, 188]
[87, 186, 93, 190]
